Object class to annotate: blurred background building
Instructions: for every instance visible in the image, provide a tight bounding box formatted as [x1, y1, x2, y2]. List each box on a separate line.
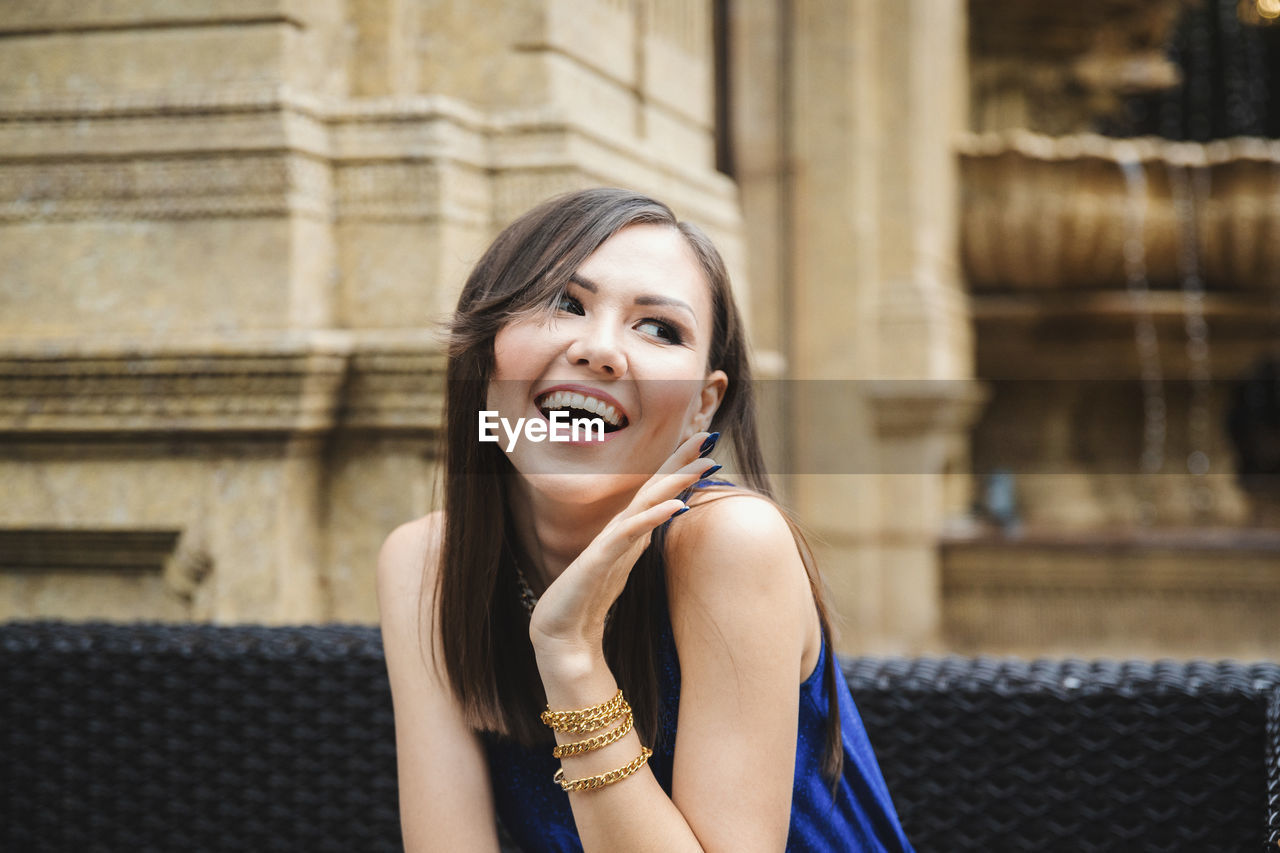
[2, 0, 1278, 661]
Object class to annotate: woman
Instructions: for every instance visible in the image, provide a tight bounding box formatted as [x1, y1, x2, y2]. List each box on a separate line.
[377, 188, 914, 852]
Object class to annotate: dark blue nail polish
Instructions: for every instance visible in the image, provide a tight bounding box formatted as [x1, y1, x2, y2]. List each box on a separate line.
[699, 464, 722, 480]
[698, 432, 720, 457]
[669, 506, 690, 519]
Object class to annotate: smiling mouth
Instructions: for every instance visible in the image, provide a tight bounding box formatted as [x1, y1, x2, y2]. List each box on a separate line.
[535, 389, 629, 433]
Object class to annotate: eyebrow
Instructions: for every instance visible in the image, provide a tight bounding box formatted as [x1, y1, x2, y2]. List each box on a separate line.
[568, 274, 698, 326]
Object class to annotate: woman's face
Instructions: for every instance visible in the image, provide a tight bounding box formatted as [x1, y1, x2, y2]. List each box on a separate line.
[487, 223, 727, 506]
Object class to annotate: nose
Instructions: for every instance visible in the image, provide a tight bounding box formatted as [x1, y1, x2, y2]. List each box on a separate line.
[564, 322, 627, 377]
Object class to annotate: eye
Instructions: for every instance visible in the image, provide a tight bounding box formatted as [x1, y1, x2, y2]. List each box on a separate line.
[556, 292, 584, 315]
[637, 318, 683, 345]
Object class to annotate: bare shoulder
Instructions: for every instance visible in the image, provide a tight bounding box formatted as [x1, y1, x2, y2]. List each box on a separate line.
[664, 487, 819, 678]
[666, 487, 807, 591]
[660, 489, 822, 849]
[377, 511, 444, 612]
[670, 485, 793, 536]
[377, 511, 446, 676]
[376, 509, 501, 852]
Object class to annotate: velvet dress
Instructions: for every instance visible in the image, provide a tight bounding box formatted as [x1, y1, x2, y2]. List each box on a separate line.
[480, 538, 916, 853]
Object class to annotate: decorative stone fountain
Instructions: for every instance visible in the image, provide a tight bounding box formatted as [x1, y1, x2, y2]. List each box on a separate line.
[944, 0, 1280, 659]
[958, 131, 1280, 529]
[959, 130, 1280, 292]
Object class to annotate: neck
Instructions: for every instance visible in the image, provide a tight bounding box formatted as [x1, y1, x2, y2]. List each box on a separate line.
[507, 476, 634, 593]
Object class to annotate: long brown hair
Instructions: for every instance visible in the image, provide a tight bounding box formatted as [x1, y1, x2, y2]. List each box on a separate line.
[430, 188, 845, 785]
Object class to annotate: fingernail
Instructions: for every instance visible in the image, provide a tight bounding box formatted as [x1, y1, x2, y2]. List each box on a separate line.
[699, 464, 722, 480]
[669, 505, 690, 519]
[698, 432, 720, 457]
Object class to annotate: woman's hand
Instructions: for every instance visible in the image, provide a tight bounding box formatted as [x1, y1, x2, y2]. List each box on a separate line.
[527, 431, 718, 661]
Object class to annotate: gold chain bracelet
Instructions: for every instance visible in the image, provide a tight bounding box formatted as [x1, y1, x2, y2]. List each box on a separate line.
[553, 746, 653, 792]
[540, 689, 628, 734]
[551, 709, 634, 758]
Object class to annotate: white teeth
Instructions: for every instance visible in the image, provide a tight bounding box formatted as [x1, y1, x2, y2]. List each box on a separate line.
[536, 390, 626, 427]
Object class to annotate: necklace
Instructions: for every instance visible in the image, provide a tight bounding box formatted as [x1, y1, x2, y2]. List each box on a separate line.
[513, 558, 616, 627]
[514, 561, 540, 615]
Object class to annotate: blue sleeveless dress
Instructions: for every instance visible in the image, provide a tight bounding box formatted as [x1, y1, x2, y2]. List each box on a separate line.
[480, 551, 915, 852]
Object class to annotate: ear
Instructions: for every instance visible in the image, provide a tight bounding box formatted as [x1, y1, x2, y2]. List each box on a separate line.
[684, 370, 728, 441]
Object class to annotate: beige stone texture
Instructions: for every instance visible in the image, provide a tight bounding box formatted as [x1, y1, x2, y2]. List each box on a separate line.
[951, 2, 1280, 663]
[6, 0, 1272, 667]
[323, 438, 441, 622]
[0, 332, 443, 624]
[0, 0, 739, 629]
[734, 0, 975, 656]
[967, 0, 1188, 135]
[961, 132, 1280, 292]
[0, 29, 286, 99]
[942, 528, 1280, 661]
[1, 219, 296, 336]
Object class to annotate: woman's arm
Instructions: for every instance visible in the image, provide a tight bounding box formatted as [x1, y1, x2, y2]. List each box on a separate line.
[531, 481, 814, 852]
[377, 513, 503, 853]
[665, 493, 817, 850]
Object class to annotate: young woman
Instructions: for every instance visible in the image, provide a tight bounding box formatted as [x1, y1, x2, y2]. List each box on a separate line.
[377, 188, 915, 852]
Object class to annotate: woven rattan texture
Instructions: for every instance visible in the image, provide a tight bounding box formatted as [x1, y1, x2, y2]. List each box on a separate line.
[844, 657, 1280, 852]
[3, 622, 402, 852]
[4, 622, 1278, 852]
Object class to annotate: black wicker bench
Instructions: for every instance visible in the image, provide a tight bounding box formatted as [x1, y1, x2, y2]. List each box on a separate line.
[2, 621, 1277, 852]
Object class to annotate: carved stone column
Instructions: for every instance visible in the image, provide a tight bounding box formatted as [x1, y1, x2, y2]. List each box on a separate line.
[733, 0, 976, 654]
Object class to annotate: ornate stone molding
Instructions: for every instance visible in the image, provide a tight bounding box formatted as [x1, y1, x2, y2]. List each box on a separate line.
[339, 332, 446, 433]
[0, 153, 331, 222]
[971, 290, 1280, 380]
[960, 130, 1280, 292]
[0, 88, 738, 229]
[866, 380, 989, 439]
[942, 527, 1280, 656]
[0, 2, 309, 35]
[0, 527, 180, 572]
[0, 332, 444, 438]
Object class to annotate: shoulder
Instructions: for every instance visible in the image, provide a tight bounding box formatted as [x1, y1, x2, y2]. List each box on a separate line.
[663, 487, 814, 653]
[375, 511, 503, 851]
[376, 511, 446, 663]
[377, 511, 444, 607]
[657, 489, 818, 849]
[666, 487, 808, 591]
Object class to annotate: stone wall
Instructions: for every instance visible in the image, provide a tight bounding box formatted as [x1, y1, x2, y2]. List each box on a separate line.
[730, 0, 977, 656]
[0, 0, 742, 624]
[4, 1, 989, 662]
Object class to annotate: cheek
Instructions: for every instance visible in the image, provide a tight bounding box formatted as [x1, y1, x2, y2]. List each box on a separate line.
[488, 326, 538, 412]
[490, 327, 520, 381]
[492, 322, 548, 381]
[644, 381, 704, 431]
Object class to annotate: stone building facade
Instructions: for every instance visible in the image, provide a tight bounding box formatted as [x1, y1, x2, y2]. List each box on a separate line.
[1, 1, 974, 657]
[0, 0, 749, 623]
[113, 2, 1280, 677]
[10, 0, 1276, 662]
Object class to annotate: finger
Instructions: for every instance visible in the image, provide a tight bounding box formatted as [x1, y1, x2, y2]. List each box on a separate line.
[652, 430, 718, 477]
[652, 456, 720, 502]
[588, 498, 686, 571]
[617, 498, 688, 542]
[632, 456, 718, 512]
